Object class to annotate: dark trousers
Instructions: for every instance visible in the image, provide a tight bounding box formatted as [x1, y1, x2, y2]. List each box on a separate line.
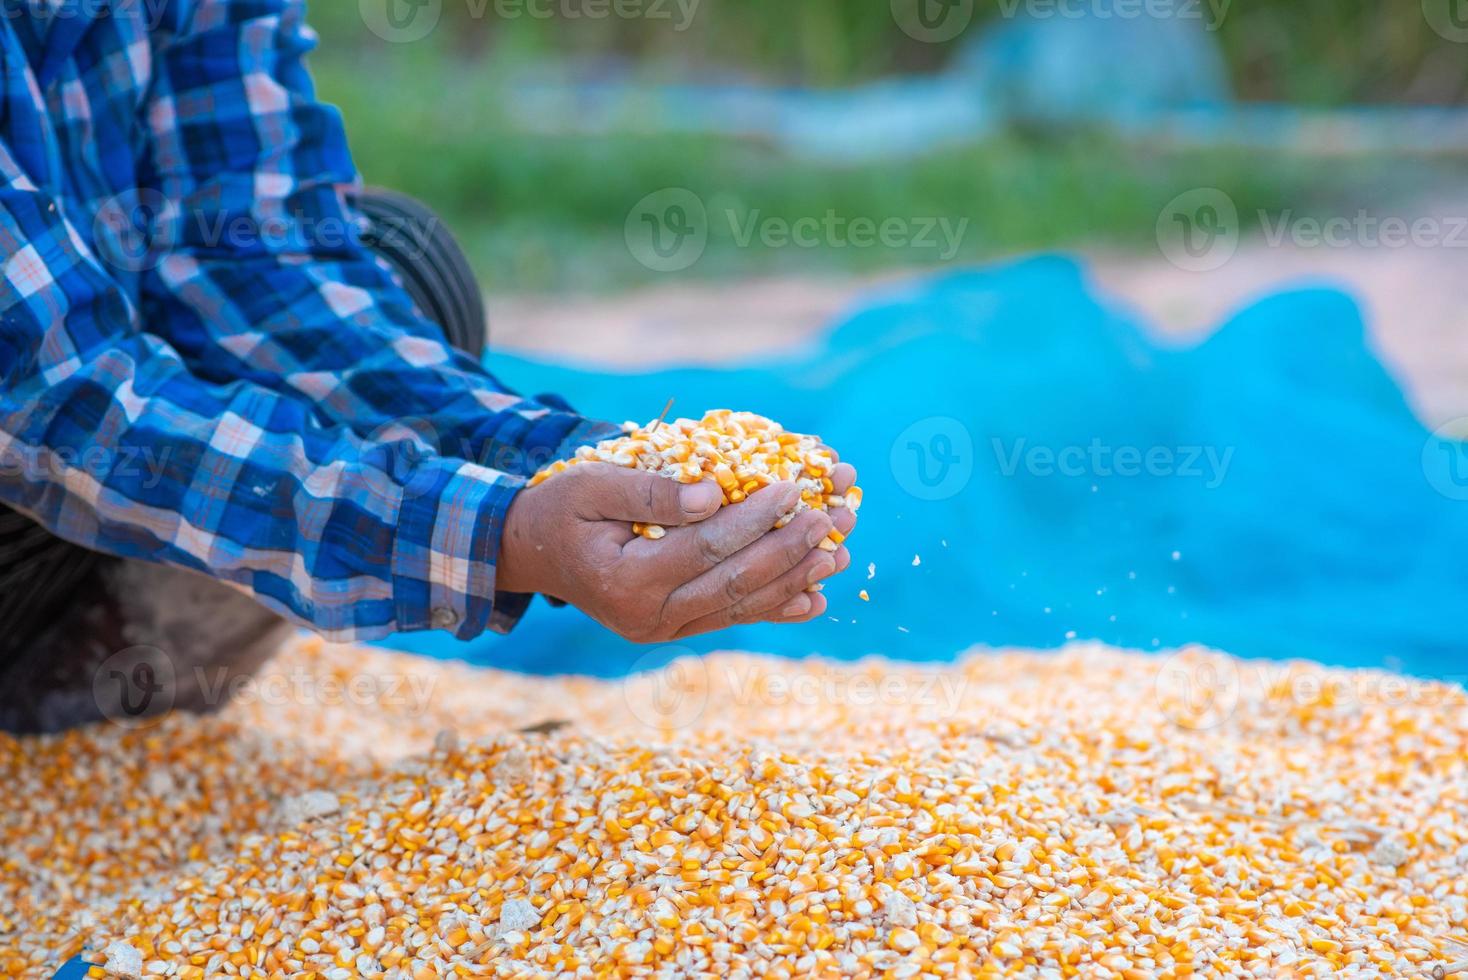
[0, 189, 485, 733]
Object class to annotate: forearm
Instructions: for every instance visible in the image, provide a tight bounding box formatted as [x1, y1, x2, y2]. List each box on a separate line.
[0, 331, 529, 640]
[140, 0, 618, 477]
[154, 250, 619, 473]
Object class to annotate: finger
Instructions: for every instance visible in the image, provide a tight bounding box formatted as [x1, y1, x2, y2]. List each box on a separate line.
[812, 443, 850, 479]
[756, 590, 828, 625]
[830, 506, 856, 536]
[666, 511, 835, 630]
[738, 561, 838, 625]
[677, 551, 835, 636]
[623, 481, 800, 580]
[759, 549, 847, 623]
[572, 464, 723, 526]
[829, 462, 857, 495]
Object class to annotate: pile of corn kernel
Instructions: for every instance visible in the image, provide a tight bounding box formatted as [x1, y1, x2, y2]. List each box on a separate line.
[530, 409, 861, 545]
[2, 639, 1467, 979]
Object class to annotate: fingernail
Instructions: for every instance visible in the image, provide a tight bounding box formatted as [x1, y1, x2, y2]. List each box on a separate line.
[781, 595, 812, 618]
[680, 482, 721, 514]
[808, 558, 836, 586]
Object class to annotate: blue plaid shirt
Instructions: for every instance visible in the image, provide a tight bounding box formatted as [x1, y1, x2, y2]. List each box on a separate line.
[0, 0, 617, 640]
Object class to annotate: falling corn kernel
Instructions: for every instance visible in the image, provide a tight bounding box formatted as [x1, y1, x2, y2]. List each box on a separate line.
[530, 410, 859, 550]
[858, 590, 870, 602]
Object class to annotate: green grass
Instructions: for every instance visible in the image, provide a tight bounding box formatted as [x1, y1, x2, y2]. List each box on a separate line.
[309, 1, 1468, 103]
[311, 51, 1457, 294]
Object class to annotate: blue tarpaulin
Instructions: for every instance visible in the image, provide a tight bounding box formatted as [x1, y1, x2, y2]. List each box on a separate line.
[380, 258, 1467, 682]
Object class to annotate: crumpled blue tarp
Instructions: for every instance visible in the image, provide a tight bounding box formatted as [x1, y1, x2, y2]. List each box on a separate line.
[382, 257, 1468, 681]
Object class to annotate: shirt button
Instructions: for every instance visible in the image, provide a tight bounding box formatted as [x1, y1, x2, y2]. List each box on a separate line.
[430, 607, 459, 630]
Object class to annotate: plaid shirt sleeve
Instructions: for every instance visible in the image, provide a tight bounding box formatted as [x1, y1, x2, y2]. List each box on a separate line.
[0, 0, 616, 642]
[138, 0, 618, 480]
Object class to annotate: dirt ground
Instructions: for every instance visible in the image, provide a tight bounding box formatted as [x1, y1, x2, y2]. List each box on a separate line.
[488, 235, 1468, 432]
[1091, 239, 1468, 432]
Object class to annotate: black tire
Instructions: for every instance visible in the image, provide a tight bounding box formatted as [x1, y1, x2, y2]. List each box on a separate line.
[351, 187, 487, 358]
[0, 508, 98, 665]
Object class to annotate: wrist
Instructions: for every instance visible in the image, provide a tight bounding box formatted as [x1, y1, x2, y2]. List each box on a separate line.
[497, 487, 553, 596]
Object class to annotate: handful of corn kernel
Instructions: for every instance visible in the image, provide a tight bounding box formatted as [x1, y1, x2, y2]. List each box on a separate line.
[530, 409, 860, 549]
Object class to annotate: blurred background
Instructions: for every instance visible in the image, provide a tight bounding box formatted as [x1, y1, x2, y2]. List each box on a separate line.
[329, 0, 1468, 677]
[316, 1, 1468, 417]
[313, 3, 1463, 281]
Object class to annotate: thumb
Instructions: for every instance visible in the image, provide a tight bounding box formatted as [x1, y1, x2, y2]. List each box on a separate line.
[579, 465, 723, 525]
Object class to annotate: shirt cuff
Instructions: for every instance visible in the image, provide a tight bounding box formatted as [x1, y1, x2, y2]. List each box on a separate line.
[390, 455, 532, 639]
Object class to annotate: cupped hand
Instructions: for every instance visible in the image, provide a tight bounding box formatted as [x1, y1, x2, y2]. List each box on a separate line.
[497, 463, 853, 642]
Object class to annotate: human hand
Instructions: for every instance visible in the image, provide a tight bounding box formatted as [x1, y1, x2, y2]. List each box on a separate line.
[498, 463, 853, 642]
[819, 445, 859, 540]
